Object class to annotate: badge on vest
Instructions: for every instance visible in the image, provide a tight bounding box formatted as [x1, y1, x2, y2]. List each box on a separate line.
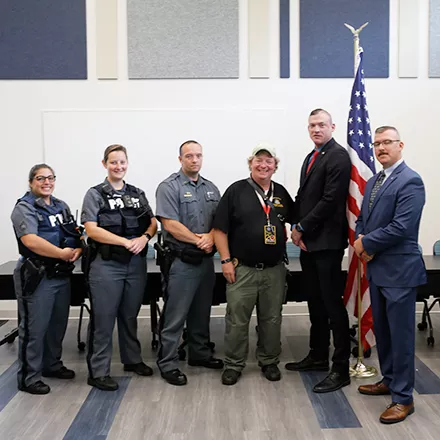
[108, 196, 140, 210]
[184, 192, 193, 198]
[264, 225, 276, 245]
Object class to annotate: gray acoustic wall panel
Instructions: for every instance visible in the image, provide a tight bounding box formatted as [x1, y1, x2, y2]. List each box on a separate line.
[0, 0, 87, 79]
[128, 0, 239, 79]
[430, 0, 440, 77]
[399, 0, 419, 78]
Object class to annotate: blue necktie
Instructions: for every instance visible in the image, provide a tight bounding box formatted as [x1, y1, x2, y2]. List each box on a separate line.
[369, 171, 385, 210]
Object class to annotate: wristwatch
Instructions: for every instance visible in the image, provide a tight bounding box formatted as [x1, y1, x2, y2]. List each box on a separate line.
[221, 257, 232, 264]
[295, 223, 304, 233]
[143, 233, 152, 240]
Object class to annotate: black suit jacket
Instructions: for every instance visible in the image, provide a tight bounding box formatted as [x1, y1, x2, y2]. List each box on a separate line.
[294, 138, 351, 252]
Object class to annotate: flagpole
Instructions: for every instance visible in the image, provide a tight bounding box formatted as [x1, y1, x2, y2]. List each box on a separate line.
[345, 22, 377, 379]
[350, 260, 377, 378]
[344, 22, 369, 73]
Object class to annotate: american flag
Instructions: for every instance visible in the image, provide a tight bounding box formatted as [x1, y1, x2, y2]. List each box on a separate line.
[344, 49, 376, 351]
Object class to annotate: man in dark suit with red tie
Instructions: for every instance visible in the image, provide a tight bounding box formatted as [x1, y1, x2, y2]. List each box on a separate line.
[285, 109, 352, 393]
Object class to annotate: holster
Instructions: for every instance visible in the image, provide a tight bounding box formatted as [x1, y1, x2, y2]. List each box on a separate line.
[20, 258, 45, 297]
[175, 247, 206, 266]
[99, 244, 132, 264]
[155, 244, 174, 279]
[81, 243, 98, 278]
[45, 261, 75, 279]
[154, 242, 175, 299]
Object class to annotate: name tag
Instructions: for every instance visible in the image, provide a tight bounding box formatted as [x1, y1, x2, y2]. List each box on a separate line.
[264, 225, 276, 245]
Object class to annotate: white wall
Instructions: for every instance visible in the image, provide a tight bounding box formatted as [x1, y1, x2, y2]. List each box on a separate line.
[1, 0, 440, 264]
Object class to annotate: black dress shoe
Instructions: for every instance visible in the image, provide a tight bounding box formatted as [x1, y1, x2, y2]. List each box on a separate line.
[313, 371, 350, 393]
[221, 369, 241, 386]
[285, 353, 329, 372]
[19, 380, 50, 395]
[124, 362, 153, 376]
[262, 364, 281, 381]
[87, 376, 119, 391]
[161, 369, 187, 386]
[42, 366, 75, 379]
[188, 357, 224, 370]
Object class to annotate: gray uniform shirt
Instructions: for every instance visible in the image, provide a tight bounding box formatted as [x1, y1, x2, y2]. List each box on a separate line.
[156, 169, 220, 249]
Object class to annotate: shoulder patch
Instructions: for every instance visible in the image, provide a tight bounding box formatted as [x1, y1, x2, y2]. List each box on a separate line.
[273, 197, 284, 208]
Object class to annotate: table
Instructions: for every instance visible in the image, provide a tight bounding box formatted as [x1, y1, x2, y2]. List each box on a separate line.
[2, 256, 440, 348]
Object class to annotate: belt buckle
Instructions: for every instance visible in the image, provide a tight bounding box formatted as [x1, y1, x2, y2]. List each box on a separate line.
[255, 263, 264, 271]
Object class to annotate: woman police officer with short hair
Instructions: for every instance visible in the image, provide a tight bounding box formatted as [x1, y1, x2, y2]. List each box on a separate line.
[82, 144, 157, 391]
[11, 164, 82, 395]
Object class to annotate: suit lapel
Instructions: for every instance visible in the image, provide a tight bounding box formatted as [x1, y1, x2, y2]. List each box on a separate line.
[367, 162, 407, 220]
[299, 139, 334, 191]
[363, 178, 374, 219]
[300, 153, 311, 185]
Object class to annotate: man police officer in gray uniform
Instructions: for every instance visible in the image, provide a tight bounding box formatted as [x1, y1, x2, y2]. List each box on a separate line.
[156, 140, 224, 386]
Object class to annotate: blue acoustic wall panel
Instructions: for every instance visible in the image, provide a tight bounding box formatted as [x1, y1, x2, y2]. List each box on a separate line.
[128, 0, 239, 79]
[0, 0, 87, 79]
[300, 0, 389, 78]
[280, 0, 290, 78]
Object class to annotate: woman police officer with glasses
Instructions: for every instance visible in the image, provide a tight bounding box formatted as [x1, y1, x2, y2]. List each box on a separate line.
[11, 164, 82, 395]
[82, 144, 157, 391]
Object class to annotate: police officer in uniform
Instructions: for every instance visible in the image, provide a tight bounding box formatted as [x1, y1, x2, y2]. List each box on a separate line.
[11, 164, 82, 395]
[213, 143, 295, 385]
[156, 140, 223, 386]
[82, 144, 157, 391]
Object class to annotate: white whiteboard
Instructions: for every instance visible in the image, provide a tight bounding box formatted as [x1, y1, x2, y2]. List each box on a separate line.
[42, 109, 290, 218]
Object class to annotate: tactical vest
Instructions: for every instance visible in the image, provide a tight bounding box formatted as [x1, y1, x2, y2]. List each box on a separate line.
[94, 182, 151, 238]
[15, 192, 80, 262]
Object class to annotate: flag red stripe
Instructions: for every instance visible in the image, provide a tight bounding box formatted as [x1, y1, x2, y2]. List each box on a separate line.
[351, 164, 367, 195]
[347, 194, 360, 219]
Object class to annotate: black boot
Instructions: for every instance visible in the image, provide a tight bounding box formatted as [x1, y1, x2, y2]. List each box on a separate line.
[313, 371, 350, 393]
[285, 353, 329, 372]
[161, 369, 187, 386]
[87, 376, 119, 391]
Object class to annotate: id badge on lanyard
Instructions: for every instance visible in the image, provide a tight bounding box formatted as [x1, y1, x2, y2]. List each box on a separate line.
[255, 184, 276, 245]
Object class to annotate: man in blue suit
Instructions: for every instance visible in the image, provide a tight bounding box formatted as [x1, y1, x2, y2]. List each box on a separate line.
[354, 125, 426, 424]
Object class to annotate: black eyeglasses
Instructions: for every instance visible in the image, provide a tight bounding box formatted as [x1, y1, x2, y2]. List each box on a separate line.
[372, 140, 400, 148]
[34, 175, 56, 183]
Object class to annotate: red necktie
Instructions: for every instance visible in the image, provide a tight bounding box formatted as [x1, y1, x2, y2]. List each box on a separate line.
[306, 150, 319, 174]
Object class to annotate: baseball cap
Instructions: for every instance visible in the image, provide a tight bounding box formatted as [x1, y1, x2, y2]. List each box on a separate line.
[251, 142, 276, 157]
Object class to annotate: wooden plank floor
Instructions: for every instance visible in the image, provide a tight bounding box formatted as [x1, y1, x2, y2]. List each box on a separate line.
[0, 313, 440, 439]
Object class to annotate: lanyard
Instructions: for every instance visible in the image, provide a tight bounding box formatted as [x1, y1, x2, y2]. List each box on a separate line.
[254, 182, 274, 225]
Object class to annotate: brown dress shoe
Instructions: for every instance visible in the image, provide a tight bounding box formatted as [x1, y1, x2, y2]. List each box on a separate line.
[358, 381, 391, 395]
[379, 402, 415, 424]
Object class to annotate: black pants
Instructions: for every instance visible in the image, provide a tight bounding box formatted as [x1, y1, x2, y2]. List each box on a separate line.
[300, 249, 350, 374]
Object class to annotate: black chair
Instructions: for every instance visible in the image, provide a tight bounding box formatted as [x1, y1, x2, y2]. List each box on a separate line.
[417, 240, 440, 346]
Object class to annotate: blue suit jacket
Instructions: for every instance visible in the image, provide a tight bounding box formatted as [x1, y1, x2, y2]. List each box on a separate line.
[355, 161, 427, 288]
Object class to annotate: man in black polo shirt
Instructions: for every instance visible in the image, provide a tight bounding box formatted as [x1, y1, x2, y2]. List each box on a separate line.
[213, 143, 295, 385]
